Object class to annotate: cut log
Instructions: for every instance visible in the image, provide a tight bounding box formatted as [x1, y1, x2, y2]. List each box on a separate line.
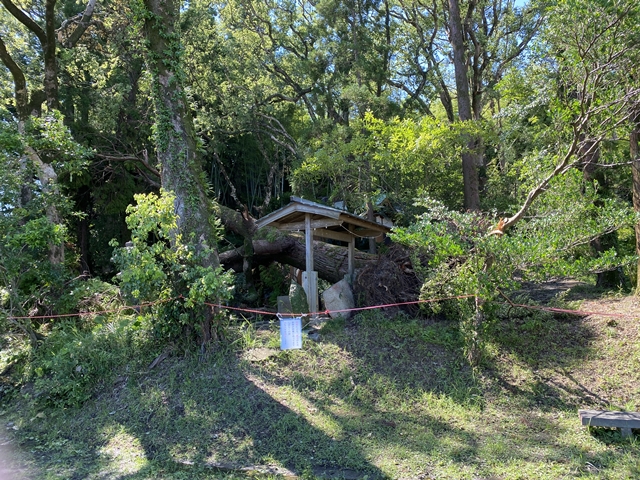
[219, 236, 378, 284]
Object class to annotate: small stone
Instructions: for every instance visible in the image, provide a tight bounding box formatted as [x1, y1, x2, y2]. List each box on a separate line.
[244, 348, 278, 362]
[308, 333, 321, 342]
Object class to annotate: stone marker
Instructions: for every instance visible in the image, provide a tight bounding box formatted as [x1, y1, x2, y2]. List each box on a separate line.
[289, 281, 309, 314]
[277, 296, 293, 315]
[322, 278, 355, 319]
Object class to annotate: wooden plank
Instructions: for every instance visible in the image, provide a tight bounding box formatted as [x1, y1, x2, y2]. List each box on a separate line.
[312, 228, 352, 243]
[254, 203, 298, 228]
[338, 213, 391, 233]
[302, 271, 318, 315]
[277, 218, 344, 231]
[579, 410, 640, 429]
[348, 237, 355, 277]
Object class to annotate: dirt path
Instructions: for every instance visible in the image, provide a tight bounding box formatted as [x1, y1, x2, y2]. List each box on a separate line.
[517, 279, 587, 304]
[0, 432, 35, 480]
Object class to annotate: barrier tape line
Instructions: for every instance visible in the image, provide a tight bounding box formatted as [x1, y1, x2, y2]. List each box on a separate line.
[5, 297, 177, 320]
[494, 301, 640, 319]
[5, 294, 474, 320]
[204, 295, 477, 318]
[5, 294, 639, 321]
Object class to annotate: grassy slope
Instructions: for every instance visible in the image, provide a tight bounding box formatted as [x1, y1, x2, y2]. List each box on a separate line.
[1, 288, 640, 479]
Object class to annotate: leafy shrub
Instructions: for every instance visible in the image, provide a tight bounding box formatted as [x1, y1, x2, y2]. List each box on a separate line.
[27, 316, 151, 407]
[110, 190, 233, 342]
[0, 110, 93, 343]
[53, 278, 123, 319]
[392, 195, 636, 365]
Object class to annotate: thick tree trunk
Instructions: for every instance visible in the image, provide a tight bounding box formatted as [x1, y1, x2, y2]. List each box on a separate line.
[219, 234, 378, 285]
[143, 0, 219, 267]
[43, 0, 59, 110]
[448, 0, 481, 211]
[143, 0, 221, 343]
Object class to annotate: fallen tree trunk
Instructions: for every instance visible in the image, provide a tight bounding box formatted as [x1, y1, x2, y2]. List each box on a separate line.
[220, 235, 379, 284]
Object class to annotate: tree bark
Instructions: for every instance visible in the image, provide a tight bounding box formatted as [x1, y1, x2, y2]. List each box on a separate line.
[43, 0, 59, 110]
[143, 0, 222, 343]
[219, 235, 378, 285]
[143, 0, 220, 266]
[448, 0, 481, 211]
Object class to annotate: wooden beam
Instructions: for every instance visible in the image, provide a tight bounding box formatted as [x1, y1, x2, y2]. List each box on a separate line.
[348, 237, 355, 278]
[339, 213, 391, 233]
[351, 228, 389, 238]
[312, 229, 352, 243]
[276, 218, 344, 231]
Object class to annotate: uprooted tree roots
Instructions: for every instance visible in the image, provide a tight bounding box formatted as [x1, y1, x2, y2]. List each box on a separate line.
[354, 245, 424, 316]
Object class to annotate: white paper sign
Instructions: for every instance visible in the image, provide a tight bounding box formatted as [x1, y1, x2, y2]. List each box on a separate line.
[280, 316, 302, 350]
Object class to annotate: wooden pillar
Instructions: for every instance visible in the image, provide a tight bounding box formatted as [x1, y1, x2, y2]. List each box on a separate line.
[348, 232, 355, 282]
[304, 213, 318, 314]
[305, 213, 313, 273]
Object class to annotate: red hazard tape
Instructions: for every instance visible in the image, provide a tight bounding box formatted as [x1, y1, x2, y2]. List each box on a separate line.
[495, 301, 640, 319]
[5, 294, 638, 321]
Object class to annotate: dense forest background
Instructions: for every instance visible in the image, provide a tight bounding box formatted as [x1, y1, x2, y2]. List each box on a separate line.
[1, 0, 640, 364]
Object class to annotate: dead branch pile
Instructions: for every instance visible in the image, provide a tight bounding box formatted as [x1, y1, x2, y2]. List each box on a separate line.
[354, 244, 424, 316]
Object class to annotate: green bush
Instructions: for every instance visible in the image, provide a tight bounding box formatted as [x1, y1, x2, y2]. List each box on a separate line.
[392, 195, 636, 365]
[27, 315, 151, 407]
[110, 190, 233, 342]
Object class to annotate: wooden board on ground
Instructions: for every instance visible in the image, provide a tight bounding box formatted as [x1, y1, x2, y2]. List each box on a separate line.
[579, 409, 640, 438]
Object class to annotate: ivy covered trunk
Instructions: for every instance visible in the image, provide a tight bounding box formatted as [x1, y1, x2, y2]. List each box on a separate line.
[142, 0, 221, 342]
[43, 0, 59, 110]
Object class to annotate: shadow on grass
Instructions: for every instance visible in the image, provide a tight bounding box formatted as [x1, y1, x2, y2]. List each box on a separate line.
[478, 285, 614, 407]
[11, 305, 640, 479]
[24, 350, 392, 479]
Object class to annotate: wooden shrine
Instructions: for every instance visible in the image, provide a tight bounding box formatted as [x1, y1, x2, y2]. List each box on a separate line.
[255, 196, 391, 313]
